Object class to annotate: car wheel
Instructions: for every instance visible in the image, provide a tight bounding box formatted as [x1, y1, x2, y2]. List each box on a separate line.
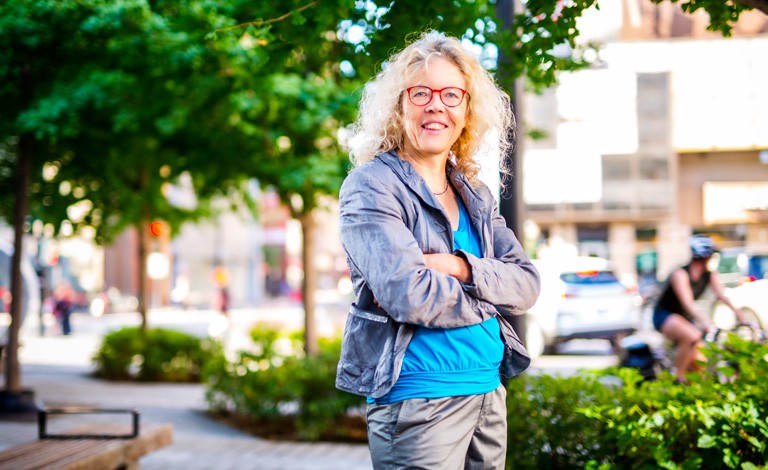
[734, 308, 763, 342]
[741, 308, 761, 328]
[525, 316, 547, 359]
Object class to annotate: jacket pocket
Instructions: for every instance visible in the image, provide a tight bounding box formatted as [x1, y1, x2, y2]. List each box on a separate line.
[496, 314, 532, 378]
[335, 304, 398, 397]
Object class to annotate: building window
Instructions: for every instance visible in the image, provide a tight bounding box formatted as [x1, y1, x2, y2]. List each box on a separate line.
[603, 155, 632, 181]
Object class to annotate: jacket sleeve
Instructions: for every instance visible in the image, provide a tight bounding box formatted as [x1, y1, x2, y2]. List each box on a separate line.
[339, 170, 498, 329]
[455, 194, 541, 317]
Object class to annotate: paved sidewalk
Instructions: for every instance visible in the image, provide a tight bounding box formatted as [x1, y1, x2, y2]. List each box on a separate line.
[0, 329, 372, 470]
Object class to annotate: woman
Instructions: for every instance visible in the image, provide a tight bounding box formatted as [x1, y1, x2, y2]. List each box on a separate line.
[653, 235, 748, 382]
[335, 31, 540, 469]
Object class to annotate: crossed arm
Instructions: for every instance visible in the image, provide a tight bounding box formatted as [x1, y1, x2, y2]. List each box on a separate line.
[339, 171, 539, 328]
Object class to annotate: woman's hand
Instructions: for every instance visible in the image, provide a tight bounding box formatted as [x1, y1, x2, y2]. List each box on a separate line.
[733, 307, 759, 328]
[424, 253, 473, 284]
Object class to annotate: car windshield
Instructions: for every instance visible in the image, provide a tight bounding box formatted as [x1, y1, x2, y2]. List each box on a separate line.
[560, 271, 619, 285]
[718, 252, 768, 281]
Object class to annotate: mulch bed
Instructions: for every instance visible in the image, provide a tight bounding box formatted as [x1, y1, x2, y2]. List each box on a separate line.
[208, 412, 368, 443]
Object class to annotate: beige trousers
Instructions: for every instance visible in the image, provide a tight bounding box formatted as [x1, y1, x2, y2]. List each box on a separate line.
[366, 385, 508, 470]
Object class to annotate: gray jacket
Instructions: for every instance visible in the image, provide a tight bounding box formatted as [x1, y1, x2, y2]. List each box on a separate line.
[336, 151, 541, 398]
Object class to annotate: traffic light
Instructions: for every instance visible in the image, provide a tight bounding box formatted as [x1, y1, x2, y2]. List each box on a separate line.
[149, 221, 165, 238]
[212, 266, 230, 288]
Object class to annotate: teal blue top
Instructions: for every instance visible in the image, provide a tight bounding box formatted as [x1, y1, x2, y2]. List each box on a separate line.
[370, 197, 504, 404]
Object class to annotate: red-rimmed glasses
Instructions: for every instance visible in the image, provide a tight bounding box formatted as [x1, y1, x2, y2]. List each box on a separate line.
[406, 86, 468, 107]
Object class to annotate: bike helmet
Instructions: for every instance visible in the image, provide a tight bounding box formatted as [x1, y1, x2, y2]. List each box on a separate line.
[690, 235, 718, 259]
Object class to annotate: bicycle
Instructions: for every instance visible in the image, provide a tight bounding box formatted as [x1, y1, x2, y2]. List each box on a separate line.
[618, 322, 766, 382]
[703, 323, 766, 383]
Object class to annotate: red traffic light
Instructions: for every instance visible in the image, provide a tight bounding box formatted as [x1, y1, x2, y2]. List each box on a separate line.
[149, 221, 165, 237]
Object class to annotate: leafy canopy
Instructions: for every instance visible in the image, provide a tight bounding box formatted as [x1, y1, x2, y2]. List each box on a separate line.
[3, 0, 760, 239]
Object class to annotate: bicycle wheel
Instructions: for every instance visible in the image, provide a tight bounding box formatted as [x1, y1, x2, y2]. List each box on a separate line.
[706, 323, 765, 383]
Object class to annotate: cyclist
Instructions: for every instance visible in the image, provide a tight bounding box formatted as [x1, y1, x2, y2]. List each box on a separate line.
[653, 235, 749, 382]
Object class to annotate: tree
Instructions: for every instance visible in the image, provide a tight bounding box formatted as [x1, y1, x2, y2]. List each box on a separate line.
[206, 2, 365, 356]
[237, 72, 359, 356]
[653, 0, 768, 35]
[0, 0, 103, 406]
[0, 0, 308, 402]
[1, 0, 272, 320]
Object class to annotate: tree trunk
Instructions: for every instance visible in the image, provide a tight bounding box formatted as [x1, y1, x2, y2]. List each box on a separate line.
[497, 0, 527, 346]
[137, 220, 150, 333]
[4, 134, 32, 394]
[134, 164, 151, 333]
[299, 210, 319, 357]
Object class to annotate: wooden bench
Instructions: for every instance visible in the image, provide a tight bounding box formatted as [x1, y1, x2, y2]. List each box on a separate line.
[0, 408, 173, 470]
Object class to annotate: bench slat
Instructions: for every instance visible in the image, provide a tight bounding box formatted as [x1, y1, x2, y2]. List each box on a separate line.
[0, 423, 173, 470]
[0, 440, 98, 469]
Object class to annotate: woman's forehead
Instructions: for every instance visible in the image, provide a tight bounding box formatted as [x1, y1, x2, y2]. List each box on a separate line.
[409, 55, 465, 84]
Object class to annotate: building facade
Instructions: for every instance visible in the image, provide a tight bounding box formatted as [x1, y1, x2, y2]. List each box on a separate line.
[522, 1, 768, 287]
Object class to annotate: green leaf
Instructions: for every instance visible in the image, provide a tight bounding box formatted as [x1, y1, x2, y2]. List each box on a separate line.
[698, 434, 717, 449]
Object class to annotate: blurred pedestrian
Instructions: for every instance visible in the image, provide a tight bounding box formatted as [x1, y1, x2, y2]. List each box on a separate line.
[336, 31, 540, 469]
[219, 287, 229, 316]
[211, 266, 230, 315]
[53, 284, 74, 335]
[653, 235, 751, 382]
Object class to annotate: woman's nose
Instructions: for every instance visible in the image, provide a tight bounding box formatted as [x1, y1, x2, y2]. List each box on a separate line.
[424, 94, 444, 111]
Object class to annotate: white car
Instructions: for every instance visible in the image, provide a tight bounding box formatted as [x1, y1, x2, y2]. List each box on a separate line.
[525, 257, 642, 358]
[711, 278, 768, 331]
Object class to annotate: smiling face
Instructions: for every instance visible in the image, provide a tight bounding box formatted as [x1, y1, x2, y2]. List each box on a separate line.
[401, 56, 468, 161]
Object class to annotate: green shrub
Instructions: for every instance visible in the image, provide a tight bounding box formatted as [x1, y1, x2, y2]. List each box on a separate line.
[204, 325, 768, 465]
[505, 333, 768, 469]
[205, 328, 365, 441]
[581, 334, 768, 469]
[91, 326, 143, 380]
[93, 327, 224, 383]
[506, 371, 617, 469]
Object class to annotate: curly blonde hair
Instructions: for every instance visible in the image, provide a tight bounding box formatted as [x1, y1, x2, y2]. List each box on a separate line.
[349, 30, 515, 184]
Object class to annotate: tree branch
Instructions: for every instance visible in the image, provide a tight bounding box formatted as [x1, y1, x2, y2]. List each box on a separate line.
[216, 1, 319, 33]
[736, 0, 768, 15]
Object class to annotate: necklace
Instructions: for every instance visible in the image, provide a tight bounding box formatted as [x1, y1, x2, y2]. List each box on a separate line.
[432, 180, 450, 196]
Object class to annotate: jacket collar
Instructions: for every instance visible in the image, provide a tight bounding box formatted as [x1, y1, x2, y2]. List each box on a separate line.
[377, 150, 442, 210]
[377, 150, 494, 217]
